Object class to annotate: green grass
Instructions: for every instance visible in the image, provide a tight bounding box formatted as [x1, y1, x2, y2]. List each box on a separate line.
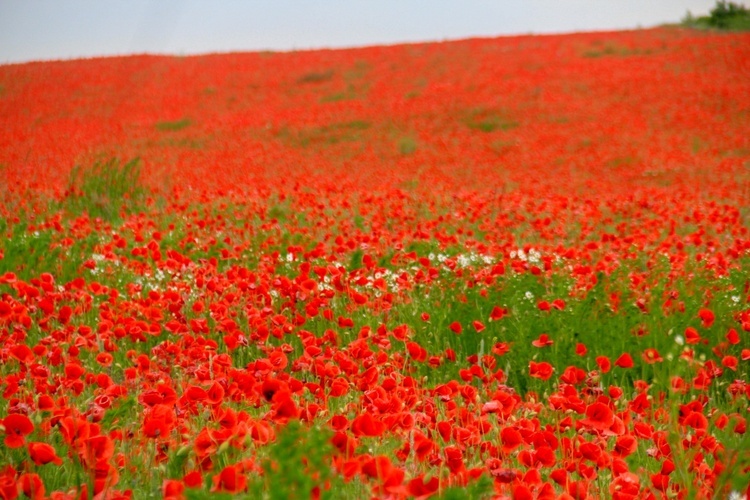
[155, 118, 192, 131]
[296, 70, 335, 84]
[397, 136, 418, 155]
[61, 157, 145, 222]
[275, 120, 372, 148]
[462, 107, 519, 133]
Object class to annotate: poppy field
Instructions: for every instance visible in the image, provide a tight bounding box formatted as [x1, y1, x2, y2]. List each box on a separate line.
[1, 26, 750, 499]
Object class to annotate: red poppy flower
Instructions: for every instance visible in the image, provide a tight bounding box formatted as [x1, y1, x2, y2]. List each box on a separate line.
[144, 418, 169, 439]
[351, 412, 386, 437]
[489, 306, 507, 320]
[651, 473, 670, 491]
[250, 421, 275, 444]
[513, 483, 534, 500]
[407, 475, 439, 499]
[579, 442, 602, 461]
[84, 434, 114, 465]
[443, 446, 464, 474]
[272, 391, 300, 420]
[407, 341, 427, 362]
[560, 366, 586, 385]
[613, 434, 637, 458]
[163, 479, 185, 500]
[193, 427, 217, 458]
[641, 348, 662, 364]
[614, 353, 634, 369]
[682, 411, 708, 430]
[28, 442, 63, 465]
[698, 308, 714, 328]
[500, 427, 523, 453]
[95, 352, 113, 367]
[722, 355, 738, 371]
[18, 473, 45, 500]
[2, 413, 34, 448]
[596, 356, 611, 373]
[58, 416, 90, 447]
[449, 321, 462, 334]
[685, 327, 701, 345]
[580, 402, 614, 431]
[610, 472, 640, 499]
[212, 465, 247, 493]
[361, 455, 405, 493]
[10, 345, 34, 364]
[529, 361, 554, 380]
[532, 334, 554, 347]
[0, 301, 12, 321]
[575, 343, 588, 356]
[726, 328, 740, 345]
[412, 431, 435, 461]
[183, 471, 203, 488]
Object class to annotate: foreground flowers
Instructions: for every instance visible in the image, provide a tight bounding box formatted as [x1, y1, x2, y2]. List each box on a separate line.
[0, 26, 749, 499]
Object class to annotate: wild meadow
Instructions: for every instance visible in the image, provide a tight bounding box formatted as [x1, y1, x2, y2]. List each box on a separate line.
[0, 26, 749, 499]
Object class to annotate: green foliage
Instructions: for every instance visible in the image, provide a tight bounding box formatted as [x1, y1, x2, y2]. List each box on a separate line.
[155, 118, 192, 131]
[297, 70, 334, 84]
[320, 84, 361, 103]
[249, 421, 342, 500]
[348, 248, 364, 271]
[0, 220, 98, 282]
[580, 42, 661, 58]
[463, 107, 519, 133]
[441, 475, 494, 499]
[187, 490, 232, 500]
[62, 157, 144, 221]
[398, 135, 418, 155]
[682, 1, 750, 30]
[275, 120, 371, 148]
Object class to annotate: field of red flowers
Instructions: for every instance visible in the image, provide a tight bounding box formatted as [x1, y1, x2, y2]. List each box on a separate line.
[1, 26, 749, 499]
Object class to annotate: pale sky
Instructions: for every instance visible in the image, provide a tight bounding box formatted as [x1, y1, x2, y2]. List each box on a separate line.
[0, 0, 720, 64]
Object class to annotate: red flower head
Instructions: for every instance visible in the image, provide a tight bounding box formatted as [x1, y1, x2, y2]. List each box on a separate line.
[351, 412, 385, 437]
[500, 427, 523, 453]
[726, 328, 740, 345]
[529, 361, 554, 380]
[443, 445, 464, 474]
[28, 442, 63, 465]
[697, 308, 715, 328]
[614, 353, 634, 369]
[18, 473, 45, 500]
[407, 475, 439, 499]
[532, 334, 554, 348]
[2, 414, 34, 448]
[641, 348, 663, 364]
[489, 306, 507, 321]
[576, 343, 588, 356]
[596, 356, 611, 373]
[685, 327, 702, 345]
[163, 479, 185, 500]
[580, 402, 615, 431]
[212, 465, 247, 493]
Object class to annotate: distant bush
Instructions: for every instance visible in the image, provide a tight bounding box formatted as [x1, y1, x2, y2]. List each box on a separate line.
[682, 1, 750, 30]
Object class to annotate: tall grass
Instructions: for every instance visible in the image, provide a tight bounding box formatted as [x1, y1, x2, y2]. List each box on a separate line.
[62, 157, 144, 221]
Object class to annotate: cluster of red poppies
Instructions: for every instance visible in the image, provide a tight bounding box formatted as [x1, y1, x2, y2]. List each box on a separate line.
[0, 27, 749, 499]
